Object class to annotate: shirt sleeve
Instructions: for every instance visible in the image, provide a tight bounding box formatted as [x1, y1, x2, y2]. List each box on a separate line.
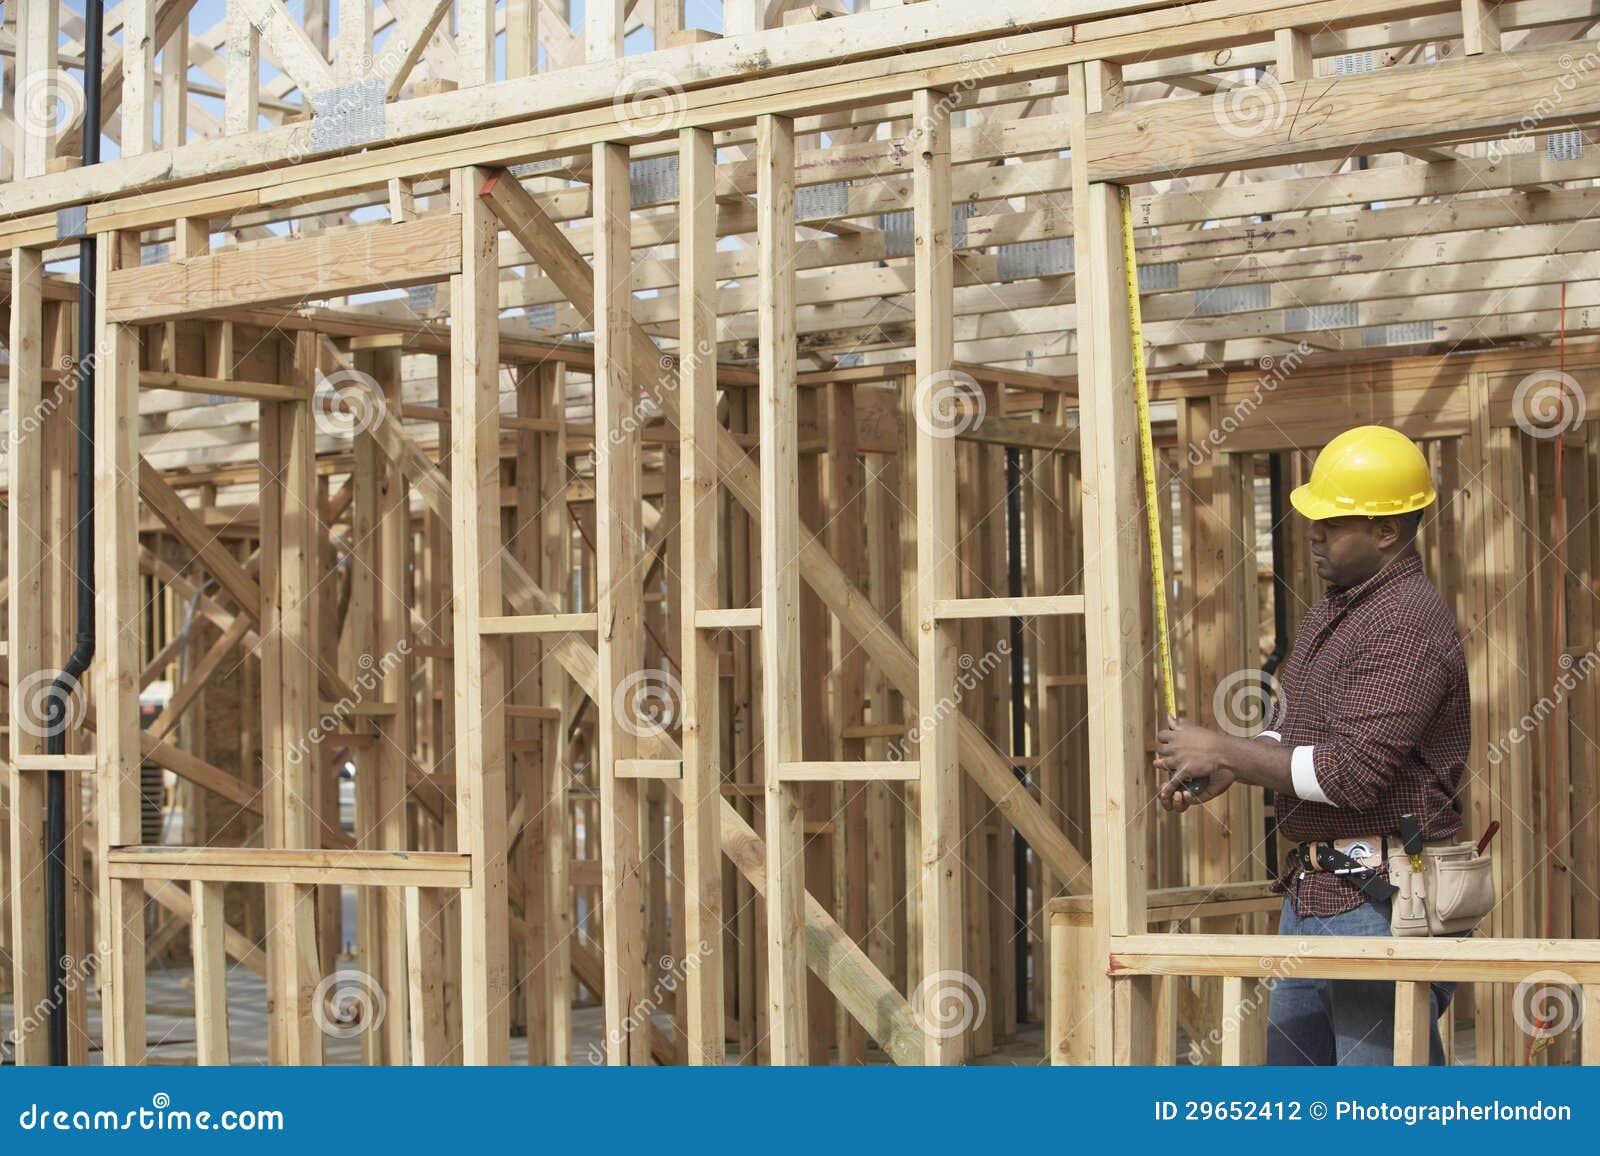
[1302, 625, 1453, 811]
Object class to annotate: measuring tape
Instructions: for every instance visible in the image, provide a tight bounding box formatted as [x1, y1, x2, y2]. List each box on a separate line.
[1119, 187, 1178, 724]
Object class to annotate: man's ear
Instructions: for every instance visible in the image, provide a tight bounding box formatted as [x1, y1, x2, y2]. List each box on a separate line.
[1371, 516, 1401, 549]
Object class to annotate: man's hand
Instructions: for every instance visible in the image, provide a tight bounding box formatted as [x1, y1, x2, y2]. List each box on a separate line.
[1155, 722, 1238, 812]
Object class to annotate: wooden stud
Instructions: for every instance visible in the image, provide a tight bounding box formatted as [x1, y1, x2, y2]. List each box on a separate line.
[1393, 980, 1435, 1065]
[94, 231, 148, 1067]
[592, 141, 651, 1064]
[678, 123, 728, 1067]
[1273, 28, 1313, 82]
[450, 166, 511, 1064]
[1462, 0, 1502, 54]
[756, 112, 809, 1064]
[587, 0, 626, 63]
[406, 887, 449, 1065]
[191, 880, 231, 1065]
[7, 246, 48, 1066]
[1069, 61, 1155, 1064]
[912, 87, 967, 1066]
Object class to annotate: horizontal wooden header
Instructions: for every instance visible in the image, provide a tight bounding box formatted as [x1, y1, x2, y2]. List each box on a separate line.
[105, 216, 462, 325]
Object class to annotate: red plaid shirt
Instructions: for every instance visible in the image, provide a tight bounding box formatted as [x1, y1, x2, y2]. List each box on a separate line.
[1268, 551, 1470, 917]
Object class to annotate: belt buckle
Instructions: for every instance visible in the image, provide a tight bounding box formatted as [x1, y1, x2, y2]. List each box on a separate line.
[1329, 838, 1377, 875]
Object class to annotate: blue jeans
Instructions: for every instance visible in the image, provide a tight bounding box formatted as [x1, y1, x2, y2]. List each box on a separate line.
[1265, 897, 1456, 1065]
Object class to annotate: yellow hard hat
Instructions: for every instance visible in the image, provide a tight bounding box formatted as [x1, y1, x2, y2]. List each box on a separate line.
[1290, 425, 1436, 521]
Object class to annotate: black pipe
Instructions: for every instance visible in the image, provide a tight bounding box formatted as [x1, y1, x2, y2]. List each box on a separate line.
[1004, 448, 1029, 1021]
[46, 0, 103, 1067]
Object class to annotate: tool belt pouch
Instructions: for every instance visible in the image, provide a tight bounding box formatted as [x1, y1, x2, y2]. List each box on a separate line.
[1423, 842, 1495, 935]
[1386, 849, 1431, 937]
[1386, 843, 1494, 936]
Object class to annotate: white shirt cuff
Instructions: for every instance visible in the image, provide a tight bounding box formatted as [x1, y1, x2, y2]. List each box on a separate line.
[1258, 730, 1282, 743]
[1291, 745, 1335, 806]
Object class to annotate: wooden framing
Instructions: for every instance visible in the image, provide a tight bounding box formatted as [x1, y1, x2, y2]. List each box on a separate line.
[4, 0, 1600, 1069]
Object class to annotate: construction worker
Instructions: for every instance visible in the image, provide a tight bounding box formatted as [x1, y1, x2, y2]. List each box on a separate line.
[1154, 425, 1470, 1065]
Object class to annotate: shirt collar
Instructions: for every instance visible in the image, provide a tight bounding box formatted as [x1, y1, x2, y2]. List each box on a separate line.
[1325, 550, 1423, 610]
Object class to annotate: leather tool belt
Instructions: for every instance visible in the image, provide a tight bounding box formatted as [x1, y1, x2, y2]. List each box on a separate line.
[1294, 835, 1398, 903]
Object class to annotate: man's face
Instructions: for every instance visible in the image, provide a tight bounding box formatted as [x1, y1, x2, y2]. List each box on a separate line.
[1307, 516, 1389, 587]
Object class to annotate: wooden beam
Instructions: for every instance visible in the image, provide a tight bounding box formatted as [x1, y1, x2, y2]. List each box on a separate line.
[108, 847, 473, 887]
[104, 216, 462, 323]
[7, 246, 49, 1065]
[258, 334, 324, 1065]
[912, 87, 966, 1066]
[94, 232, 148, 1066]
[191, 880, 232, 1065]
[1393, 980, 1434, 1065]
[1070, 61, 1153, 1063]
[1085, 39, 1600, 183]
[678, 124, 728, 1066]
[450, 167, 511, 1064]
[756, 112, 809, 1064]
[591, 139, 652, 1065]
